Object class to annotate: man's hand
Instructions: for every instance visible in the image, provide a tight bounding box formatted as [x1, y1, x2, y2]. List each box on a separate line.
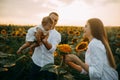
[41, 32, 52, 50]
[42, 32, 49, 43]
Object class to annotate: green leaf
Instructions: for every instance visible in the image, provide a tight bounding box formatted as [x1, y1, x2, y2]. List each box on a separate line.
[15, 55, 26, 62]
[63, 73, 75, 80]
[3, 63, 16, 68]
[0, 51, 15, 58]
[58, 67, 67, 75]
[58, 73, 75, 80]
[40, 63, 60, 74]
[0, 68, 8, 72]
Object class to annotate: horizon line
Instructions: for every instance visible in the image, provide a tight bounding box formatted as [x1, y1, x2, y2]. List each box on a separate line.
[0, 23, 120, 27]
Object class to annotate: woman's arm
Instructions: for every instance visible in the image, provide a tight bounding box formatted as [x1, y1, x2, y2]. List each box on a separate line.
[66, 54, 89, 72]
[67, 62, 83, 72]
[74, 58, 89, 72]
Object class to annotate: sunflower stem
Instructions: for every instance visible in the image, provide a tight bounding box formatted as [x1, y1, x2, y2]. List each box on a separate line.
[60, 56, 64, 67]
[60, 55, 65, 67]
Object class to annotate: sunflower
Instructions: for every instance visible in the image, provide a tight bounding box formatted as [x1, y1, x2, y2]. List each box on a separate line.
[15, 31, 20, 36]
[116, 33, 120, 39]
[71, 38, 78, 44]
[75, 31, 80, 36]
[82, 37, 89, 42]
[12, 28, 16, 31]
[76, 27, 81, 31]
[75, 42, 88, 52]
[54, 51, 58, 57]
[55, 27, 62, 32]
[77, 27, 83, 31]
[18, 28, 22, 32]
[67, 30, 74, 35]
[57, 44, 72, 54]
[55, 27, 59, 30]
[19, 31, 26, 37]
[66, 27, 71, 31]
[22, 31, 26, 36]
[1, 29, 7, 35]
[11, 31, 16, 36]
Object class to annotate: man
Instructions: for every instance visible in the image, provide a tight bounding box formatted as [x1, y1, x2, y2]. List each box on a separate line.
[29, 12, 61, 80]
[17, 16, 53, 54]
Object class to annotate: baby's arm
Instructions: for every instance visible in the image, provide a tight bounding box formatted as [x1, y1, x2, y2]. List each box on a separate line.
[35, 28, 43, 45]
[29, 42, 39, 51]
[17, 42, 32, 54]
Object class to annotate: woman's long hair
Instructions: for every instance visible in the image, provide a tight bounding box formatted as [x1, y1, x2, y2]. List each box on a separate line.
[88, 18, 116, 69]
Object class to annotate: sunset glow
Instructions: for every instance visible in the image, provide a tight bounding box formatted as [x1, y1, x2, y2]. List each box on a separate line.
[0, 0, 120, 26]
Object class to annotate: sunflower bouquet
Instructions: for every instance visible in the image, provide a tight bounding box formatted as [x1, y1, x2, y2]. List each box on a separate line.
[55, 44, 72, 67]
[57, 44, 72, 55]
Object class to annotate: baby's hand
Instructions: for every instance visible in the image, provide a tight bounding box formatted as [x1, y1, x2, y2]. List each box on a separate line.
[44, 32, 49, 36]
[17, 49, 22, 54]
[39, 42, 42, 45]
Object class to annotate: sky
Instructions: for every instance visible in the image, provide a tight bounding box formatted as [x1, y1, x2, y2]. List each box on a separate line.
[0, 0, 120, 26]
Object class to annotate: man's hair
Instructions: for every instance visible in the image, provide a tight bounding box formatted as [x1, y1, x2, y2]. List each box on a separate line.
[49, 12, 59, 16]
[42, 16, 53, 26]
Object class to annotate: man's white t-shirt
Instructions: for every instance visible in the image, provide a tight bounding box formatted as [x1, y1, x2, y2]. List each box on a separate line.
[32, 29, 61, 67]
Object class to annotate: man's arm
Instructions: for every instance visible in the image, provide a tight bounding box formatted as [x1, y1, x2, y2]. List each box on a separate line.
[42, 32, 61, 53]
[42, 34, 52, 50]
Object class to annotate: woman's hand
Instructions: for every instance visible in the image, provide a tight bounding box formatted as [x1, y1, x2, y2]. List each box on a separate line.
[65, 54, 89, 72]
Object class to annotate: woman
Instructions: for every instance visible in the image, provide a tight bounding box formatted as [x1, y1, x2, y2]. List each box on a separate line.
[65, 18, 118, 80]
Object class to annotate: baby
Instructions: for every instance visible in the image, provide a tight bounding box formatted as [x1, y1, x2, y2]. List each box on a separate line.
[17, 16, 53, 54]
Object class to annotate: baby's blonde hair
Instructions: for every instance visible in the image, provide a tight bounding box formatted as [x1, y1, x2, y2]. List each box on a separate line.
[42, 16, 53, 26]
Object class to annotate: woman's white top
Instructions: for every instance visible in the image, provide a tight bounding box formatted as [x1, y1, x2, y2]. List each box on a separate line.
[81, 38, 118, 80]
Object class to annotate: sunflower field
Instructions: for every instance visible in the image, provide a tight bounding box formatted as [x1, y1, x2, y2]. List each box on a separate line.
[0, 24, 120, 80]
